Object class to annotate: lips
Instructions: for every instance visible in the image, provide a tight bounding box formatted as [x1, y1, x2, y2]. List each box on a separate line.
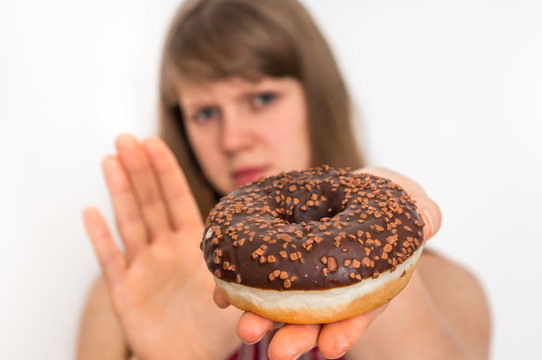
[232, 166, 268, 187]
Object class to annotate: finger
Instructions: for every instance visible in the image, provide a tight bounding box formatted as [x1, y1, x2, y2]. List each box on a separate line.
[213, 287, 231, 309]
[115, 134, 170, 234]
[142, 137, 202, 230]
[317, 306, 387, 358]
[358, 167, 442, 241]
[419, 196, 441, 242]
[102, 155, 147, 262]
[237, 312, 276, 344]
[82, 207, 127, 286]
[268, 323, 320, 360]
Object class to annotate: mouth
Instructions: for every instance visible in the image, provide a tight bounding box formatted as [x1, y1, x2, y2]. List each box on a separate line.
[232, 166, 269, 187]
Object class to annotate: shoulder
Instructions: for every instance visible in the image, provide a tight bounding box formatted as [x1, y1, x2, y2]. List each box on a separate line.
[418, 248, 490, 311]
[76, 275, 128, 360]
[417, 249, 491, 360]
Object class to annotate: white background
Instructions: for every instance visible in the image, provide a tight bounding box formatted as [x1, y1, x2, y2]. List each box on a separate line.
[1, 0, 541, 358]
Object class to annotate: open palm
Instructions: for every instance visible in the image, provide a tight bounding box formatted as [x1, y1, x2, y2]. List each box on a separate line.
[83, 135, 241, 360]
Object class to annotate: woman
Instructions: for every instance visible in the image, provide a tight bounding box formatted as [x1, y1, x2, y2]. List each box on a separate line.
[77, 0, 491, 359]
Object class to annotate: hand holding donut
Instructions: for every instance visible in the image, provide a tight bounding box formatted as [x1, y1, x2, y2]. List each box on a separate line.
[211, 167, 442, 359]
[82, 135, 241, 360]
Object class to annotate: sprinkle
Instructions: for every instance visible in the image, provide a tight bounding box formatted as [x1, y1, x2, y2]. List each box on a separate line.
[205, 228, 213, 240]
[327, 257, 337, 272]
[277, 234, 292, 242]
[251, 245, 267, 259]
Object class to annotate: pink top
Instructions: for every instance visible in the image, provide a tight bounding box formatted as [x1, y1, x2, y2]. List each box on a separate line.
[228, 333, 345, 360]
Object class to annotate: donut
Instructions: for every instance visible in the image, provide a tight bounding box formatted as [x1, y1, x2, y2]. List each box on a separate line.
[200, 166, 424, 324]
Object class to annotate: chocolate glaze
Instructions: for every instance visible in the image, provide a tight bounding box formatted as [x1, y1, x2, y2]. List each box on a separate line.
[201, 166, 424, 291]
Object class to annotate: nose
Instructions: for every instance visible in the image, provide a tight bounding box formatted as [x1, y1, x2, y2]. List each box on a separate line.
[220, 109, 252, 154]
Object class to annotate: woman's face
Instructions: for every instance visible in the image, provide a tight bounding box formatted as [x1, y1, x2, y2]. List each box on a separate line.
[178, 76, 311, 195]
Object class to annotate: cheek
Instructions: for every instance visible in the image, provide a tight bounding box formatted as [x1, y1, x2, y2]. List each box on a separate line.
[265, 102, 311, 169]
[185, 125, 228, 180]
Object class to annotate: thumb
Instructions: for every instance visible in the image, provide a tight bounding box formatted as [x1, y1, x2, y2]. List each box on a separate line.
[213, 286, 231, 308]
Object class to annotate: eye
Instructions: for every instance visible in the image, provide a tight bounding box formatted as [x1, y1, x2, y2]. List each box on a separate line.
[192, 107, 220, 123]
[252, 92, 277, 108]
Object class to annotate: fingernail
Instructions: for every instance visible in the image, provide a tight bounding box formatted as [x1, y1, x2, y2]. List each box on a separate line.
[242, 333, 265, 345]
[422, 209, 433, 242]
[116, 133, 134, 147]
[324, 351, 347, 359]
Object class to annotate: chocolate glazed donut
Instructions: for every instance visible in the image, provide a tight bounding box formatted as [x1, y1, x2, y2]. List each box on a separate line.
[201, 166, 424, 324]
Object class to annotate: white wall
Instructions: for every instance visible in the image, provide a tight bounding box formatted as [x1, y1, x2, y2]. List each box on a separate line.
[1, 0, 540, 358]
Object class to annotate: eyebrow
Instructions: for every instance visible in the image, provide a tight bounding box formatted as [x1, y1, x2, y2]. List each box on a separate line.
[181, 80, 283, 111]
[182, 101, 217, 112]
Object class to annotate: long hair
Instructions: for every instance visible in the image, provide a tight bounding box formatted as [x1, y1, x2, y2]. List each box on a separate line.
[159, 0, 365, 218]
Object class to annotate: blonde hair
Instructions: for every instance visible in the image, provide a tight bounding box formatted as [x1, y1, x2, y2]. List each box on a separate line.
[159, 0, 365, 217]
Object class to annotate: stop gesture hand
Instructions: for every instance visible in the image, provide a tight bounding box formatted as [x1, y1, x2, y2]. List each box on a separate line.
[83, 135, 241, 360]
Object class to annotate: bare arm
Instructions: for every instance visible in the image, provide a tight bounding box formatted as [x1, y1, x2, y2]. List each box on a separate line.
[76, 276, 128, 360]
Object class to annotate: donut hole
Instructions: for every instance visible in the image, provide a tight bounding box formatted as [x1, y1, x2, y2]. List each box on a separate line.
[325, 203, 344, 218]
[281, 189, 346, 224]
[281, 206, 343, 224]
